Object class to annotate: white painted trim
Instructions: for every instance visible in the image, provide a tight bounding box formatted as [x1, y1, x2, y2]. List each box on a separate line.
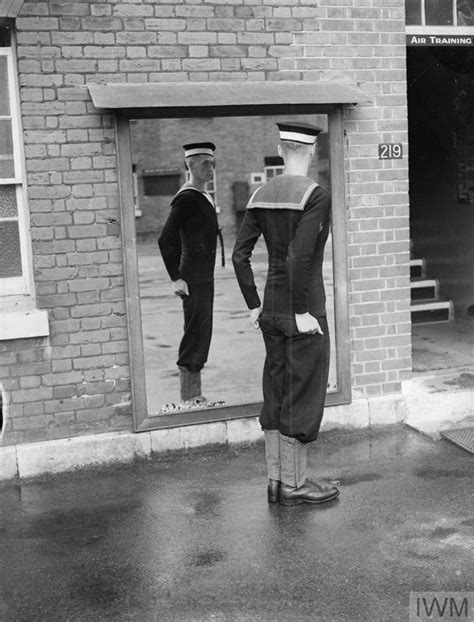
[0, 308, 49, 340]
[410, 300, 452, 311]
[410, 279, 437, 288]
[0, 37, 36, 300]
[406, 26, 474, 35]
[250, 172, 265, 185]
[0, 177, 22, 185]
[0, 49, 22, 182]
[0, 276, 25, 296]
[0, 0, 25, 18]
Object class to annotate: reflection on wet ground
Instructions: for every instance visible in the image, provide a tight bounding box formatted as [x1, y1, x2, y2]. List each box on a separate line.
[138, 238, 337, 414]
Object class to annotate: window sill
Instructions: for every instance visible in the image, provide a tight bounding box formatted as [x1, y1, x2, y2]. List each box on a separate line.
[0, 300, 49, 341]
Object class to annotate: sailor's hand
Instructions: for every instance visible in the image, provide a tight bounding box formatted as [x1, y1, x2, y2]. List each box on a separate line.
[295, 312, 323, 335]
[172, 279, 189, 298]
[249, 306, 262, 330]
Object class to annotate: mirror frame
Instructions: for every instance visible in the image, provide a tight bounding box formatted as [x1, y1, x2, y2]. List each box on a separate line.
[114, 99, 351, 433]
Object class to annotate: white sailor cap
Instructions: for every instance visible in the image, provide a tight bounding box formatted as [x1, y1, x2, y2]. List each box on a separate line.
[183, 142, 216, 158]
[277, 121, 323, 145]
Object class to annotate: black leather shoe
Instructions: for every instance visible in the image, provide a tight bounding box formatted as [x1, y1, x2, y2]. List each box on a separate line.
[279, 480, 339, 506]
[267, 479, 281, 504]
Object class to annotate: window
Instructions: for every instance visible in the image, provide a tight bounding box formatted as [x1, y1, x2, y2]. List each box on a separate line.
[264, 156, 284, 181]
[0, 24, 31, 297]
[0, 22, 48, 339]
[205, 170, 216, 203]
[132, 164, 141, 217]
[458, 0, 474, 25]
[143, 170, 181, 197]
[405, 0, 474, 26]
[250, 172, 265, 184]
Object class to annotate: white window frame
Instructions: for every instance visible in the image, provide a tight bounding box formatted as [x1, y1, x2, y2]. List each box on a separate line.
[0, 35, 48, 339]
[250, 172, 265, 185]
[0, 45, 34, 298]
[132, 169, 142, 217]
[264, 164, 284, 181]
[406, 0, 474, 31]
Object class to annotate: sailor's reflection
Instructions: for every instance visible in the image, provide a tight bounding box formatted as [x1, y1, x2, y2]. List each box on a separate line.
[157, 140, 225, 413]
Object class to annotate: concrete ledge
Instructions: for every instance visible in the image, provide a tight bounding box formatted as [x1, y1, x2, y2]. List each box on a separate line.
[0, 388, 444, 482]
[226, 417, 263, 444]
[320, 394, 408, 432]
[0, 445, 17, 482]
[321, 399, 370, 430]
[368, 394, 409, 426]
[403, 367, 474, 439]
[150, 421, 229, 454]
[1, 373, 469, 481]
[15, 431, 151, 479]
[0, 308, 49, 341]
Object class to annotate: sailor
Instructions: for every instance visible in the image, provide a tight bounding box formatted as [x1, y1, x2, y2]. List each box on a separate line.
[232, 121, 339, 506]
[158, 141, 223, 405]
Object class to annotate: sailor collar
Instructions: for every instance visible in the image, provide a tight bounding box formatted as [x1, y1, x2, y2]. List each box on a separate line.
[174, 184, 215, 208]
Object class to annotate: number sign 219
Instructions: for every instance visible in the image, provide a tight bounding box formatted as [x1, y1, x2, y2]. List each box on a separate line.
[379, 143, 402, 159]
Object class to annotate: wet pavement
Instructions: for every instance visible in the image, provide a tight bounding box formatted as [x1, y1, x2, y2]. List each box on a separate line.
[412, 316, 474, 373]
[0, 425, 472, 622]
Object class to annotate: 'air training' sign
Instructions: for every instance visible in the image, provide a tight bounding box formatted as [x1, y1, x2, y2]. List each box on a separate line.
[407, 34, 474, 46]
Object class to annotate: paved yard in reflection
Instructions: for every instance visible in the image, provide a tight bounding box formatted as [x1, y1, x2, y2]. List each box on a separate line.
[138, 237, 336, 414]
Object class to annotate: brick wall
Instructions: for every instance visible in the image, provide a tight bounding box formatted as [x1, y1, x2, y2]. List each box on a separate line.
[130, 114, 329, 238]
[0, 0, 411, 445]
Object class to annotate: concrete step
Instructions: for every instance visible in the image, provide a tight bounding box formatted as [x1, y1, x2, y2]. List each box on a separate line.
[410, 277, 438, 301]
[403, 367, 474, 439]
[410, 258, 425, 279]
[410, 298, 453, 324]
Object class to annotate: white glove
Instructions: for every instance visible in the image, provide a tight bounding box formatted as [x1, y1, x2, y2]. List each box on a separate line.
[295, 312, 323, 335]
[249, 306, 262, 330]
[172, 279, 189, 298]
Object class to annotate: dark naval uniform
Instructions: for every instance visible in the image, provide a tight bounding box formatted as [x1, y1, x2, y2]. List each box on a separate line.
[232, 174, 331, 443]
[158, 186, 219, 372]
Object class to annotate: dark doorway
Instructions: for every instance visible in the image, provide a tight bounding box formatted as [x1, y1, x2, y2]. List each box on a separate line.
[407, 46, 474, 372]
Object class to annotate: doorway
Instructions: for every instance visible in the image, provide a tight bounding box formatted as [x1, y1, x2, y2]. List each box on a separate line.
[407, 45, 474, 372]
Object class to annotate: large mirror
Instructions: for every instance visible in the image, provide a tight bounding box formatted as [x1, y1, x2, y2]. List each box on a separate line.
[129, 114, 339, 416]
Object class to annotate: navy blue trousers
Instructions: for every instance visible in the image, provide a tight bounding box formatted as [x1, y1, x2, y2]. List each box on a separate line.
[259, 315, 330, 444]
[177, 282, 214, 372]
